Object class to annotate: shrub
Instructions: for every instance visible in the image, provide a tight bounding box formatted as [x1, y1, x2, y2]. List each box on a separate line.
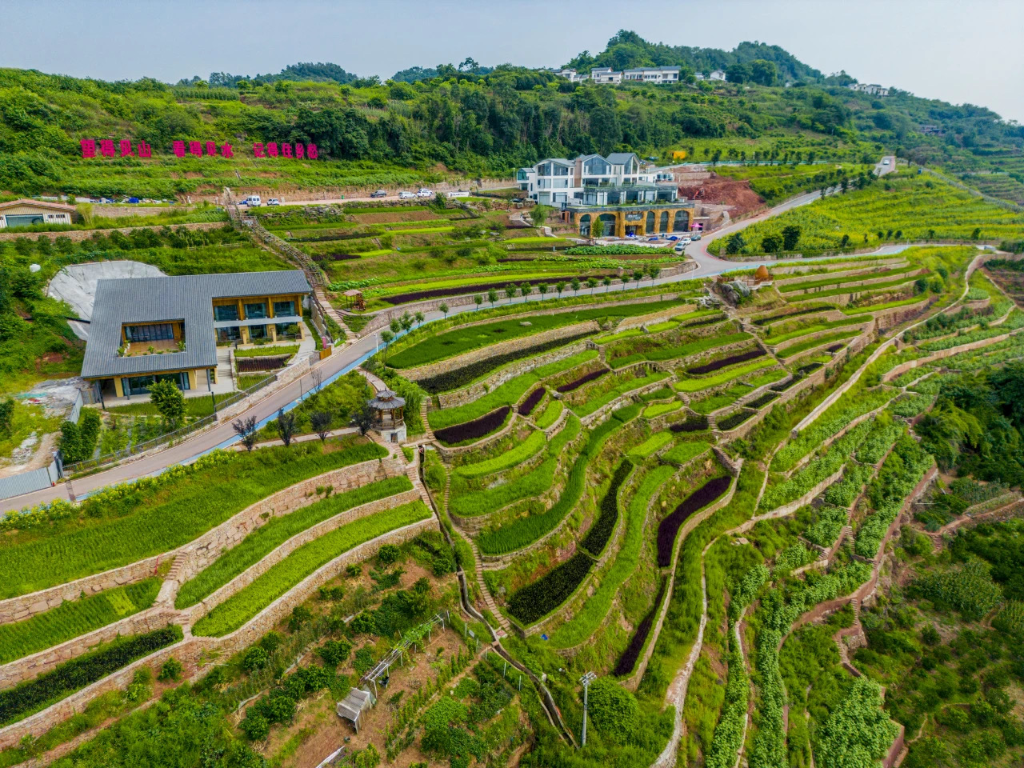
[318, 639, 353, 667]
[157, 658, 182, 682]
[242, 646, 269, 673]
[377, 544, 400, 566]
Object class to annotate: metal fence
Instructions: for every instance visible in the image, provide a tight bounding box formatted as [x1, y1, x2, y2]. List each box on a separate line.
[0, 458, 60, 502]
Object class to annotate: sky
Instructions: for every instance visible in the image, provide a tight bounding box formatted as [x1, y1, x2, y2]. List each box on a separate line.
[8, 0, 1024, 122]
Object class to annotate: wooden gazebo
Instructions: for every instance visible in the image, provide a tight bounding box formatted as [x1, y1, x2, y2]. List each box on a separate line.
[367, 388, 407, 443]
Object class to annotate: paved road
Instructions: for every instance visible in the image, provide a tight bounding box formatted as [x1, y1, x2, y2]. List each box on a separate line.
[0, 160, 898, 513]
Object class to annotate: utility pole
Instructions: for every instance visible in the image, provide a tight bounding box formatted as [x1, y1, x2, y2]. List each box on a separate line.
[579, 671, 596, 747]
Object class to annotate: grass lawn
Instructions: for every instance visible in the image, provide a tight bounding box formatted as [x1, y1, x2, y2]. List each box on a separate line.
[104, 393, 234, 418]
[234, 345, 300, 359]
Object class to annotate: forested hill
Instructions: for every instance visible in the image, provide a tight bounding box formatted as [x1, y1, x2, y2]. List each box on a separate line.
[564, 31, 823, 83]
[0, 31, 1021, 199]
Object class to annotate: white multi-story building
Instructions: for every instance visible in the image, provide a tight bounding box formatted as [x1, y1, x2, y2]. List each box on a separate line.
[622, 66, 681, 84]
[516, 153, 667, 206]
[553, 68, 584, 83]
[590, 67, 622, 84]
[848, 83, 890, 97]
[708, 69, 727, 81]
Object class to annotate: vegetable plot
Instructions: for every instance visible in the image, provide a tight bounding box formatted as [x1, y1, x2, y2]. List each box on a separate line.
[657, 475, 732, 567]
[433, 407, 510, 446]
[580, 460, 633, 557]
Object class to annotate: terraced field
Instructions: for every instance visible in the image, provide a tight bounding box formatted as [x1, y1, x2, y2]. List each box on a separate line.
[7, 241, 1024, 768]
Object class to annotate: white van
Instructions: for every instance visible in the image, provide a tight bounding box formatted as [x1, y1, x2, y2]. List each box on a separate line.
[398, 191, 416, 199]
[242, 195, 262, 207]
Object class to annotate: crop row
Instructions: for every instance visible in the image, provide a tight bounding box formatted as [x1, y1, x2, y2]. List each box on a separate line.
[772, 389, 896, 472]
[580, 460, 634, 557]
[518, 388, 545, 416]
[663, 440, 711, 465]
[777, 265, 917, 293]
[534, 399, 563, 429]
[550, 466, 675, 650]
[747, 391, 779, 409]
[671, 415, 710, 433]
[0, 627, 181, 727]
[673, 358, 777, 392]
[192, 501, 431, 637]
[644, 331, 750, 363]
[613, 577, 667, 676]
[416, 331, 593, 394]
[656, 475, 732, 567]
[175, 476, 412, 609]
[753, 304, 834, 326]
[717, 409, 756, 431]
[379, 274, 606, 305]
[506, 553, 593, 625]
[573, 371, 669, 417]
[687, 347, 766, 376]
[802, 504, 850, 548]
[643, 400, 683, 418]
[433, 407, 511, 446]
[629, 432, 673, 458]
[777, 330, 860, 359]
[454, 431, 546, 479]
[822, 463, 872, 508]
[0, 579, 161, 665]
[854, 436, 933, 557]
[428, 376, 536, 430]
[767, 315, 870, 345]
[761, 421, 873, 511]
[557, 368, 609, 393]
[475, 410, 630, 555]
[0, 441, 386, 600]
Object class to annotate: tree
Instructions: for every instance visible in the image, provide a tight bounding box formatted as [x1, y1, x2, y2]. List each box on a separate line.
[520, 282, 532, 302]
[555, 282, 566, 298]
[749, 60, 778, 86]
[725, 232, 746, 255]
[389, 319, 402, 335]
[571, 277, 581, 296]
[378, 544, 400, 565]
[276, 408, 296, 447]
[538, 283, 548, 299]
[620, 274, 629, 291]
[781, 225, 802, 251]
[761, 235, 782, 253]
[353, 402, 376, 436]
[310, 411, 333, 442]
[414, 311, 425, 326]
[602, 276, 612, 290]
[232, 415, 259, 451]
[473, 295, 483, 311]
[649, 266, 661, 281]
[505, 283, 516, 302]
[0, 398, 13, 437]
[149, 379, 186, 427]
[585, 277, 597, 294]
[400, 313, 413, 333]
[488, 288, 498, 307]
[633, 269, 644, 287]
[242, 646, 269, 672]
[379, 329, 394, 360]
[438, 302, 449, 319]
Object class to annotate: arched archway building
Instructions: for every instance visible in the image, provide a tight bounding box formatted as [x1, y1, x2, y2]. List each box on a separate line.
[565, 202, 695, 238]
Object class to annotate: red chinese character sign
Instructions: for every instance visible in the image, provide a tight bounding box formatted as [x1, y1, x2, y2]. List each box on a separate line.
[78, 138, 318, 160]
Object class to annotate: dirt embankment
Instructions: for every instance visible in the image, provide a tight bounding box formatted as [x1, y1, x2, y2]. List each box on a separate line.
[677, 172, 765, 218]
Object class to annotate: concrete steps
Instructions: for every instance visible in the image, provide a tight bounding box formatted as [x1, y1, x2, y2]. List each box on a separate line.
[420, 399, 435, 441]
[469, 538, 510, 634]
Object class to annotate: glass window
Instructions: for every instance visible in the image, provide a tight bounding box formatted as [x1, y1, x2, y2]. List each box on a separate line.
[125, 323, 175, 342]
[217, 327, 240, 342]
[244, 302, 267, 319]
[249, 324, 268, 340]
[273, 300, 296, 317]
[214, 304, 239, 321]
[276, 323, 298, 337]
[123, 371, 189, 396]
[5, 214, 45, 228]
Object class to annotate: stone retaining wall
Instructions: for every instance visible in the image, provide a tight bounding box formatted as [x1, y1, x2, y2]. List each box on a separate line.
[881, 329, 1019, 383]
[770, 258, 907, 277]
[434, 413, 522, 462]
[770, 321, 872, 354]
[0, 518, 436, 751]
[0, 457, 402, 625]
[436, 341, 589, 409]
[0, 608, 178, 689]
[184, 489, 423, 624]
[781, 270, 925, 297]
[405, 322, 600, 383]
[0, 221, 227, 243]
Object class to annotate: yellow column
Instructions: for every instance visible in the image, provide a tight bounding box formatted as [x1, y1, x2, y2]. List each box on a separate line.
[113, 377, 125, 398]
[268, 299, 275, 319]
[269, 324, 277, 342]
[615, 213, 626, 238]
[240, 326, 250, 344]
[187, 370, 198, 391]
[211, 367, 219, 384]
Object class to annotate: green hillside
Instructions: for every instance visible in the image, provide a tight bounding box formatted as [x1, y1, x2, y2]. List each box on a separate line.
[0, 32, 1020, 200]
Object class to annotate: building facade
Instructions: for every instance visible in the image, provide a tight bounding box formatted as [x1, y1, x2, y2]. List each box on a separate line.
[81, 271, 312, 400]
[848, 83, 890, 96]
[516, 153, 662, 206]
[590, 67, 622, 84]
[0, 199, 75, 229]
[622, 66, 681, 84]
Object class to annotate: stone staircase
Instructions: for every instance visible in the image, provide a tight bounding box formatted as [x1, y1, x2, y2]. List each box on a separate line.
[469, 538, 510, 635]
[315, 287, 356, 343]
[420, 398, 435, 441]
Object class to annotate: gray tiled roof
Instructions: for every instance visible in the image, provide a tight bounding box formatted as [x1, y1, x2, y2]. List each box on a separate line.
[605, 152, 639, 166]
[81, 271, 311, 378]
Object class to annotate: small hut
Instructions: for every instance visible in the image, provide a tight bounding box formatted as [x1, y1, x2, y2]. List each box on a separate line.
[368, 388, 407, 443]
[336, 687, 375, 733]
[343, 289, 365, 311]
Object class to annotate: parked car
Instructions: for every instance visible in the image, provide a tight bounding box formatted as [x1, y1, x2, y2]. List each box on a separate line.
[417, 188, 433, 198]
[267, 198, 282, 206]
[883, 158, 891, 166]
[691, 232, 702, 241]
[398, 191, 416, 199]
[242, 195, 262, 207]
[370, 189, 387, 198]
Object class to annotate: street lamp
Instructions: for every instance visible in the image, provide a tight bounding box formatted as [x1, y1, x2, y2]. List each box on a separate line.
[579, 671, 596, 747]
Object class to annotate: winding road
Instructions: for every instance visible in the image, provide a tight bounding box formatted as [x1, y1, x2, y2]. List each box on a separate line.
[0, 159, 898, 514]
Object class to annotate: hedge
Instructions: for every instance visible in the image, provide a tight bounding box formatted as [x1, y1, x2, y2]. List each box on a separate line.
[0, 627, 181, 726]
[192, 501, 431, 637]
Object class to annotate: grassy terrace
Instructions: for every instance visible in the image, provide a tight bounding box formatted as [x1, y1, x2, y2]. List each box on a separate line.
[387, 299, 684, 369]
[0, 440, 386, 599]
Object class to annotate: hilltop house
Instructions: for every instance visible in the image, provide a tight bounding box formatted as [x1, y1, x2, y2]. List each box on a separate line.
[590, 67, 622, 84]
[81, 270, 312, 402]
[848, 83, 890, 97]
[708, 70, 727, 82]
[586, 66, 680, 85]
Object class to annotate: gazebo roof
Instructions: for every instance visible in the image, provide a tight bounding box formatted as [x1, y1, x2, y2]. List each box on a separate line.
[368, 389, 406, 410]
